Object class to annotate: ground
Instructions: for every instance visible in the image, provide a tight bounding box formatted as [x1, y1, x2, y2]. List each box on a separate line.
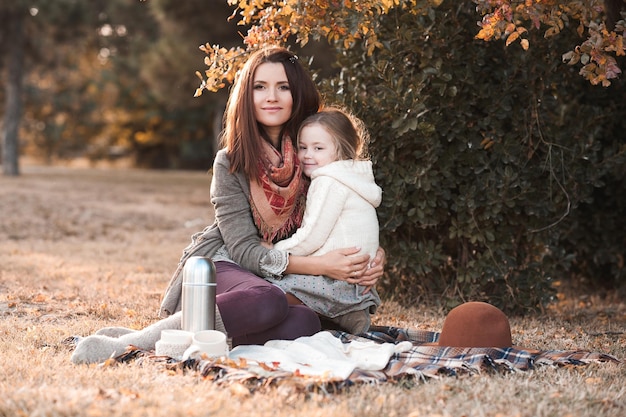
[0, 163, 624, 417]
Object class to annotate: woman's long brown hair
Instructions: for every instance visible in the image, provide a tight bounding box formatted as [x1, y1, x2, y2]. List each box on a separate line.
[220, 47, 321, 182]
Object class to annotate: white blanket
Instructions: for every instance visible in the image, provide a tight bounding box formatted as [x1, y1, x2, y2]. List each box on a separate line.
[228, 331, 413, 379]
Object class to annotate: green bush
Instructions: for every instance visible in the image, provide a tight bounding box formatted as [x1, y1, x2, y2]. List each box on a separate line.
[321, 2, 626, 313]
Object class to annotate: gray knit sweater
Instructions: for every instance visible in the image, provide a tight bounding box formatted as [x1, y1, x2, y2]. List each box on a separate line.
[159, 149, 289, 318]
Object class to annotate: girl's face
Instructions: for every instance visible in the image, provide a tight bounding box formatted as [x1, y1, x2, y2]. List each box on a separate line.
[297, 123, 338, 177]
[253, 62, 293, 146]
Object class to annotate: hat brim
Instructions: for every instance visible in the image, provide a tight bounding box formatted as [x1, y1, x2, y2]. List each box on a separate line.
[419, 341, 538, 353]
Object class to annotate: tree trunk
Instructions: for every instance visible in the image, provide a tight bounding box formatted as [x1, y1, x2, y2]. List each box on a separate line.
[2, 11, 24, 176]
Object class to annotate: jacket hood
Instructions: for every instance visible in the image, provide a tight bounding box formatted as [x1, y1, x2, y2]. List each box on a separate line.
[310, 160, 382, 207]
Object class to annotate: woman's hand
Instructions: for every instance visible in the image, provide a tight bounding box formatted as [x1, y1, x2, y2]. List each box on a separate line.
[314, 247, 370, 281]
[319, 246, 386, 287]
[284, 246, 386, 293]
[348, 246, 386, 294]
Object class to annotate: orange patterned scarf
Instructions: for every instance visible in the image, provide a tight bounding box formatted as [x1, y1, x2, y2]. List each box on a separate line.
[249, 138, 308, 242]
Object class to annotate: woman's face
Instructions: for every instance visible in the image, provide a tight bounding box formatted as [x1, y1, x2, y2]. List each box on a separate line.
[253, 62, 293, 145]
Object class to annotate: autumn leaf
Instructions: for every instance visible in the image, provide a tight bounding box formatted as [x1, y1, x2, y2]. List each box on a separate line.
[506, 31, 520, 46]
[520, 39, 529, 50]
[474, 0, 623, 86]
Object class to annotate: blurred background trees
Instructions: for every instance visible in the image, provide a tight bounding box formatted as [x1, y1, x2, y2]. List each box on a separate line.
[1, 0, 624, 311]
[0, 0, 240, 173]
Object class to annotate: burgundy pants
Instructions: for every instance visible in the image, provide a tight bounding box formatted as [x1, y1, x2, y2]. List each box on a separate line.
[214, 261, 321, 346]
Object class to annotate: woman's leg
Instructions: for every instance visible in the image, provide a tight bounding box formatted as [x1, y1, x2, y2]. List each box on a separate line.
[215, 261, 320, 346]
[234, 304, 321, 346]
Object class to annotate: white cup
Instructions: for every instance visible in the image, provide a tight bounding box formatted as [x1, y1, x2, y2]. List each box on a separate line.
[155, 329, 194, 360]
[160, 329, 194, 344]
[182, 330, 228, 360]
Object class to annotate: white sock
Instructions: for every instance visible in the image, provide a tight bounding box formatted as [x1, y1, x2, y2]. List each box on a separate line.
[95, 327, 137, 338]
[71, 312, 183, 364]
[71, 308, 227, 364]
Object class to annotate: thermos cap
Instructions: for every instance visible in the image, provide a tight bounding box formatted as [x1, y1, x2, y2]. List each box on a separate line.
[182, 256, 217, 285]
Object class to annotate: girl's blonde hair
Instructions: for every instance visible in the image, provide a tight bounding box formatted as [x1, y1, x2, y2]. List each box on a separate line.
[297, 106, 370, 161]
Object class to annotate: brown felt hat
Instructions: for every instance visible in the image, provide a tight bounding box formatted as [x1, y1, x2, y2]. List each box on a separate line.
[431, 301, 513, 348]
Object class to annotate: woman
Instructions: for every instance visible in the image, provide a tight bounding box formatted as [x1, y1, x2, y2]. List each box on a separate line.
[160, 47, 385, 344]
[71, 47, 384, 364]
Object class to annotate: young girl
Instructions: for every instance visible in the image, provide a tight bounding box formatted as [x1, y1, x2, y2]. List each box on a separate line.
[266, 107, 382, 334]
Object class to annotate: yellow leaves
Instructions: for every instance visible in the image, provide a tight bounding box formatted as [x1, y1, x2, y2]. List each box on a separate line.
[198, 0, 626, 94]
[604, 31, 626, 56]
[193, 71, 206, 97]
[194, 0, 428, 95]
[230, 0, 626, 93]
[475, 0, 625, 83]
[229, 0, 270, 25]
[380, 0, 396, 13]
[475, 27, 495, 41]
[562, 49, 580, 66]
[520, 39, 529, 50]
[614, 36, 625, 56]
[367, 39, 384, 56]
[281, 2, 294, 15]
[480, 137, 495, 150]
[544, 15, 565, 38]
[564, 23, 626, 87]
[195, 44, 250, 95]
[506, 25, 528, 47]
[505, 31, 520, 46]
[475, 4, 511, 42]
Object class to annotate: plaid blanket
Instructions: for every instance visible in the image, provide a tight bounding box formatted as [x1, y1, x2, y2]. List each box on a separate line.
[334, 326, 619, 380]
[114, 325, 620, 390]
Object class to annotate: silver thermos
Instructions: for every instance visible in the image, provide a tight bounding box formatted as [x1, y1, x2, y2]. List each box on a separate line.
[181, 256, 217, 332]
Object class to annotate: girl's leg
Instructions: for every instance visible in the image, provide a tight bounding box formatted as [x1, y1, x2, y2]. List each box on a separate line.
[215, 261, 320, 345]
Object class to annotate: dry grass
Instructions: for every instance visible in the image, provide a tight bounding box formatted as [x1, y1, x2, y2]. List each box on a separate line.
[1, 164, 624, 417]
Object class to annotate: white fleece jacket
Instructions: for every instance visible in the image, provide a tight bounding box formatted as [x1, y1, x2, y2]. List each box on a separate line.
[274, 159, 382, 259]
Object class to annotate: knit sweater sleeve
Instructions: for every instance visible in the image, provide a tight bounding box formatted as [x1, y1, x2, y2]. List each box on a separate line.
[274, 176, 348, 256]
[211, 151, 288, 277]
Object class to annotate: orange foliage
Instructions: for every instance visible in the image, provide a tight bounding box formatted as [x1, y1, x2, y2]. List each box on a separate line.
[195, 1, 624, 94]
[195, 0, 440, 95]
[474, 0, 625, 86]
